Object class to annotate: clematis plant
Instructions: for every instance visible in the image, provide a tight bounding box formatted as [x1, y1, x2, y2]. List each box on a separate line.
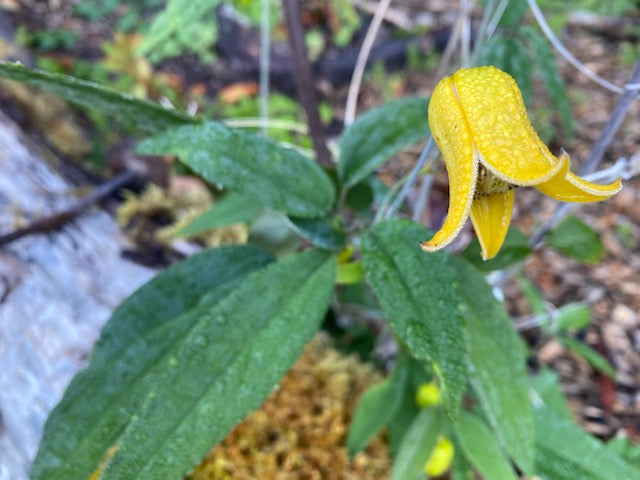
[4, 8, 637, 477]
[420, 66, 622, 260]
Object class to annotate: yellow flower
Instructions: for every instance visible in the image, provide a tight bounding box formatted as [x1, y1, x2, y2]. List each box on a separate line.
[424, 435, 454, 477]
[421, 66, 622, 260]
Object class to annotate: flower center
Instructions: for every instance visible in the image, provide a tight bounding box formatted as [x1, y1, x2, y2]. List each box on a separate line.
[474, 164, 517, 198]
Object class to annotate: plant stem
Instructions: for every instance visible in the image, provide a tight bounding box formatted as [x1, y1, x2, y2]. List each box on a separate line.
[384, 136, 435, 219]
[527, 0, 624, 94]
[259, 0, 271, 136]
[281, 0, 333, 168]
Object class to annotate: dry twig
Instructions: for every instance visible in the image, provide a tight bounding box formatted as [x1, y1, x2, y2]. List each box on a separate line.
[0, 169, 138, 246]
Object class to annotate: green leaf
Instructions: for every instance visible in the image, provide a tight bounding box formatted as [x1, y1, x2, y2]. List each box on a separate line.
[345, 181, 375, 212]
[449, 256, 535, 474]
[455, 411, 519, 480]
[136, 0, 222, 56]
[286, 216, 345, 250]
[462, 226, 532, 271]
[497, 0, 529, 28]
[388, 354, 433, 457]
[388, 381, 420, 459]
[33, 248, 335, 480]
[136, 122, 336, 218]
[362, 219, 467, 418]
[606, 436, 640, 469]
[451, 439, 475, 480]
[530, 369, 574, 421]
[248, 210, 301, 257]
[518, 276, 546, 315]
[546, 215, 605, 264]
[339, 97, 429, 187]
[336, 260, 364, 285]
[559, 335, 617, 379]
[535, 406, 640, 480]
[101, 249, 336, 480]
[0, 61, 195, 134]
[555, 303, 592, 332]
[175, 193, 262, 237]
[522, 25, 575, 138]
[391, 408, 443, 480]
[347, 363, 408, 456]
[31, 245, 274, 480]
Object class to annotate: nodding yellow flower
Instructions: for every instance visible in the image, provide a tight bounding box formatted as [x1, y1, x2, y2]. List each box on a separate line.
[421, 66, 622, 260]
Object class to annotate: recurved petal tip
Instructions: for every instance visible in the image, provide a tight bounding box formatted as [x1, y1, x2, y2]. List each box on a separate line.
[536, 153, 623, 202]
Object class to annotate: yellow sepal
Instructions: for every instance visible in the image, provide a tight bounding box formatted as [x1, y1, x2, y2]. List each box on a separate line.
[469, 189, 515, 260]
[421, 77, 477, 252]
[535, 153, 622, 202]
[453, 67, 561, 185]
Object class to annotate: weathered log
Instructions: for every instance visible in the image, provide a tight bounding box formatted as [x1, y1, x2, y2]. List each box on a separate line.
[0, 111, 154, 480]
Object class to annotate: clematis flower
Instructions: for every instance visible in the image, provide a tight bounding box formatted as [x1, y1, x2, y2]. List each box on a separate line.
[421, 66, 622, 260]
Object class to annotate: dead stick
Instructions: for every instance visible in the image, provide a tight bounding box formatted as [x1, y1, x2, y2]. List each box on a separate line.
[580, 59, 640, 175]
[0, 169, 138, 247]
[281, 0, 333, 168]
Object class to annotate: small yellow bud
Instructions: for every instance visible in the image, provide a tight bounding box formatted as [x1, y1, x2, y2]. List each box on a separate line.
[424, 436, 454, 477]
[415, 382, 441, 408]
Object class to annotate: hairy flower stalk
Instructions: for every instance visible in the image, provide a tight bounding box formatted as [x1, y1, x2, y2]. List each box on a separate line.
[421, 66, 622, 260]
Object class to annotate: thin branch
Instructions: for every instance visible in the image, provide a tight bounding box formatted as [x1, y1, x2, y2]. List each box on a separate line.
[412, 173, 434, 222]
[351, 0, 412, 29]
[472, 0, 495, 61]
[259, 0, 271, 136]
[527, 0, 625, 94]
[435, 8, 464, 79]
[281, 0, 333, 167]
[225, 117, 309, 134]
[529, 60, 640, 247]
[0, 170, 138, 247]
[486, 0, 510, 38]
[581, 59, 640, 175]
[384, 136, 435, 219]
[460, 0, 473, 67]
[344, 0, 393, 126]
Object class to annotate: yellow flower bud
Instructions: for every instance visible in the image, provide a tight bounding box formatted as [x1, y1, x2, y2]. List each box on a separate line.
[415, 382, 441, 408]
[424, 436, 454, 477]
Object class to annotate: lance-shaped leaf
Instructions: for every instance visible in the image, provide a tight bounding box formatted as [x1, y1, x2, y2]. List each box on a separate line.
[137, 122, 336, 218]
[455, 411, 518, 480]
[339, 97, 430, 187]
[32, 245, 273, 480]
[0, 61, 195, 134]
[175, 193, 262, 237]
[534, 406, 640, 479]
[362, 219, 466, 417]
[391, 408, 443, 480]
[32, 248, 335, 480]
[449, 256, 534, 474]
[347, 362, 408, 456]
